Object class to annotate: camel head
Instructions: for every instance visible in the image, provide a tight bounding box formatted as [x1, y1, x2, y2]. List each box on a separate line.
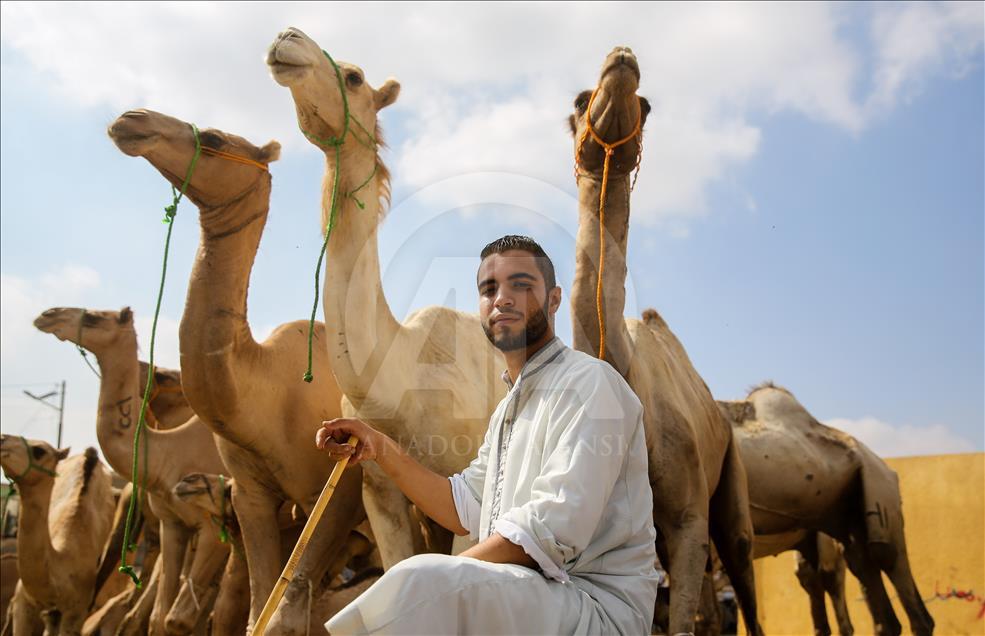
[266, 27, 400, 156]
[34, 306, 135, 354]
[173, 472, 232, 519]
[569, 46, 650, 179]
[107, 109, 281, 209]
[0, 434, 69, 485]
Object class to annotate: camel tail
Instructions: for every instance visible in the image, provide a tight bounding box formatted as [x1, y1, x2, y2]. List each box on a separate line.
[859, 458, 901, 569]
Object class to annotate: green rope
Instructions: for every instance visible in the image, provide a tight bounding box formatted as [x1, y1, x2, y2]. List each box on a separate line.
[217, 473, 229, 544]
[118, 124, 202, 588]
[76, 309, 101, 379]
[301, 50, 378, 383]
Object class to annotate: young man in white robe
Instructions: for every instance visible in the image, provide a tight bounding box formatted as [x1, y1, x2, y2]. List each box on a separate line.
[317, 235, 659, 635]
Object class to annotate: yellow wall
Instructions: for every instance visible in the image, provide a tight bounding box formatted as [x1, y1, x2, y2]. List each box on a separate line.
[747, 453, 984, 636]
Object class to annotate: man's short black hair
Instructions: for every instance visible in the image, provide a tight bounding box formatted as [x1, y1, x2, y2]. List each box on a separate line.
[479, 235, 557, 290]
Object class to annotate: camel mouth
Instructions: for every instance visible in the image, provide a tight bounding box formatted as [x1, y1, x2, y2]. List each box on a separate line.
[268, 60, 314, 86]
[266, 30, 318, 86]
[601, 55, 641, 85]
[33, 315, 67, 337]
[108, 119, 161, 156]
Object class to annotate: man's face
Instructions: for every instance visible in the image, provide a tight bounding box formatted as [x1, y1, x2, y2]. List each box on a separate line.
[477, 250, 561, 352]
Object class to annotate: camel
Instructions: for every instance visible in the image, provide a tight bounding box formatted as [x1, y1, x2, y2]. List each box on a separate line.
[107, 108, 366, 634]
[266, 26, 505, 568]
[568, 48, 761, 635]
[0, 437, 115, 635]
[714, 381, 934, 636]
[33, 307, 229, 635]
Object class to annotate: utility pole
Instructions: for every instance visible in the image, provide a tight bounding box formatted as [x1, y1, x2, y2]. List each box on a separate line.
[23, 381, 66, 448]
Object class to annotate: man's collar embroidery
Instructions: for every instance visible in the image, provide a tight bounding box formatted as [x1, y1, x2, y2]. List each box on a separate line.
[501, 337, 565, 389]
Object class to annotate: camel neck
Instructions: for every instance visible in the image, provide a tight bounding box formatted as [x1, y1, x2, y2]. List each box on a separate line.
[15, 479, 56, 602]
[179, 176, 270, 421]
[320, 151, 401, 403]
[571, 174, 633, 376]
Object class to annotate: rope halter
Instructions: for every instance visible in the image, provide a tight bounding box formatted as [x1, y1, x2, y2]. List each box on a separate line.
[6, 436, 58, 481]
[574, 87, 643, 360]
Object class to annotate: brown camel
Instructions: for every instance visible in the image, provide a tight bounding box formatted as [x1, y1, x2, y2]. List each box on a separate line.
[267, 26, 505, 569]
[715, 381, 934, 636]
[568, 49, 761, 635]
[107, 109, 366, 634]
[0, 437, 115, 635]
[33, 307, 229, 635]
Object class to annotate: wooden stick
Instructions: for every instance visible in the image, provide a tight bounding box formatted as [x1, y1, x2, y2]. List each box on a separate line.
[252, 436, 357, 635]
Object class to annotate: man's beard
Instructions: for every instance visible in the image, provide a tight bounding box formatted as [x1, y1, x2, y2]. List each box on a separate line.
[482, 300, 550, 352]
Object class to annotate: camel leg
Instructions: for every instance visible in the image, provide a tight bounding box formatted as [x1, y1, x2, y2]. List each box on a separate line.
[148, 517, 191, 636]
[843, 536, 901, 636]
[165, 528, 228, 635]
[266, 467, 364, 636]
[118, 557, 162, 636]
[656, 503, 709, 636]
[819, 554, 854, 636]
[796, 540, 833, 636]
[708, 436, 761, 636]
[210, 551, 250, 636]
[694, 570, 721, 636]
[230, 481, 281, 631]
[882, 542, 934, 636]
[361, 463, 417, 569]
[9, 583, 43, 636]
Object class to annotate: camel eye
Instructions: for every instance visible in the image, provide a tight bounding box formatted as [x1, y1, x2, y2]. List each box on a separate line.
[346, 72, 363, 88]
[31, 446, 46, 460]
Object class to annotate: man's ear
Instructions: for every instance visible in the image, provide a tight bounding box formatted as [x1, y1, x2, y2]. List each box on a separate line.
[548, 287, 563, 316]
[374, 78, 401, 111]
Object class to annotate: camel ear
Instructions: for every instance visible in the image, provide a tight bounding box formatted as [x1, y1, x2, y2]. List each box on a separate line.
[55, 447, 71, 461]
[374, 78, 400, 111]
[639, 96, 651, 129]
[258, 141, 281, 164]
[119, 307, 133, 324]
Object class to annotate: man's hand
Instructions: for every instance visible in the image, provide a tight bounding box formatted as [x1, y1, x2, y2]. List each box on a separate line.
[316, 418, 382, 465]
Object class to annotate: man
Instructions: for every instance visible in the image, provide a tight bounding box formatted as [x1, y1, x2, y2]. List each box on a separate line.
[318, 235, 658, 635]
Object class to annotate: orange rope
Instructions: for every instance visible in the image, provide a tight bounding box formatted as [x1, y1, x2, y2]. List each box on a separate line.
[200, 146, 269, 171]
[576, 88, 642, 360]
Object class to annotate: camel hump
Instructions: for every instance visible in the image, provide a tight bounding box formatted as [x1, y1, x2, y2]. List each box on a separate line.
[641, 308, 667, 329]
[81, 447, 102, 495]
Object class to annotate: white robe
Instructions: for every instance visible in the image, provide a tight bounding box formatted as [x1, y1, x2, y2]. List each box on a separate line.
[327, 337, 659, 635]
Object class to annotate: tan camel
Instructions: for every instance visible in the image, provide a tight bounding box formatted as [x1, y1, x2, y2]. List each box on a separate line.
[267, 26, 505, 568]
[0, 437, 115, 635]
[172, 472, 379, 634]
[33, 307, 229, 636]
[715, 381, 934, 636]
[568, 49, 761, 634]
[107, 108, 366, 634]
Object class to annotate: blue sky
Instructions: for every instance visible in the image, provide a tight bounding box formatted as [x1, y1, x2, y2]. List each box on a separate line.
[1, 2, 982, 463]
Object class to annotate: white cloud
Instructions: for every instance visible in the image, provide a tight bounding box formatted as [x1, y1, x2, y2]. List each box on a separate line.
[866, 2, 985, 115]
[1, 2, 981, 227]
[824, 416, 977, 458]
